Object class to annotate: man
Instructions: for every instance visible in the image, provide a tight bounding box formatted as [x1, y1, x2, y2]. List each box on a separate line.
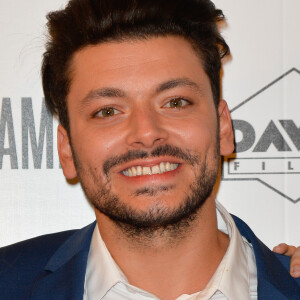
[1, 0, 300, 299]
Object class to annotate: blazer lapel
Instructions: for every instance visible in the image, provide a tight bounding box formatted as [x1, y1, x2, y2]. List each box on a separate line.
[30, 221, 96, 300]
[232, 215, 300, 300]
[29, 216, 300, 299]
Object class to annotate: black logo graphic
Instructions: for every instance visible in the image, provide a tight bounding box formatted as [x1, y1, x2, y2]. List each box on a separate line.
[222, 68, 300, 203]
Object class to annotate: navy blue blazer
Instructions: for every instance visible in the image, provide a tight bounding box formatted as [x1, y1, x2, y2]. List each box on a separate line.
[1, 216, 300, 300]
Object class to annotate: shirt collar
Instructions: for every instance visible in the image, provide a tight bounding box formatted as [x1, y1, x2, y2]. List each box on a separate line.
[215, 200, 251, 299]
[84, 224, 128, 300]
[85, 201, 252, 300]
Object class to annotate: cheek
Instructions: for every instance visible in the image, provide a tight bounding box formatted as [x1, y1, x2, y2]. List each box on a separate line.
[72, 121, 123, 154]
[170, 116, 217, 151]
[69, 129, 119, 181]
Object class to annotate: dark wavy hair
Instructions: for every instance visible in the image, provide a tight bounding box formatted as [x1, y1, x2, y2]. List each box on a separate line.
[42, 0, 229, 133]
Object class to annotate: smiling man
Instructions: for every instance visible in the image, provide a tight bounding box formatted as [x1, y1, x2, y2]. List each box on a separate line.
[62, 37, 228, 241]
[1, 0, 300, 299]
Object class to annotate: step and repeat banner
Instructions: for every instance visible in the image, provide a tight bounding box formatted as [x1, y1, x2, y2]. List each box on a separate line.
[1, 0, 299, 248]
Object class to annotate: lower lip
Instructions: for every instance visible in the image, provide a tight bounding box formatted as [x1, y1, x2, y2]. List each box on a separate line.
[119, 164, 182, 183]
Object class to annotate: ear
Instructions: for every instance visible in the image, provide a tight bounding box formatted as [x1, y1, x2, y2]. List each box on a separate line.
[57, 124, 77, 179]
[218, 100, 235, 156]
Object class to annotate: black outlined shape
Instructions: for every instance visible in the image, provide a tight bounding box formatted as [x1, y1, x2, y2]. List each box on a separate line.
[222, 68, 300, 203]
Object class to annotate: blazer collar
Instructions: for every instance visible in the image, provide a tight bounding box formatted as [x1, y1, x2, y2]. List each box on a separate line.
[30, 221, 96, 300]
[232, 214, 300, 300]
[30, 217, 300, 300]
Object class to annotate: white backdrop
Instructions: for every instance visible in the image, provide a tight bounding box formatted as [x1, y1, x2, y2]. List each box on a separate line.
[1, 0, 300, 248]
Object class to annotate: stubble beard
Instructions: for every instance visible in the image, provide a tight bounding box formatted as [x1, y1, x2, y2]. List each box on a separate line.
[73, 144, 219, 242]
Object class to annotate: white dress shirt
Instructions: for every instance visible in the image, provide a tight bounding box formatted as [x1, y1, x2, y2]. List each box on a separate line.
[83, 201, 257, 300]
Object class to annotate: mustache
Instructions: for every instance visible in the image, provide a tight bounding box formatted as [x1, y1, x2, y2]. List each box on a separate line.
[103, 144, 199, 176]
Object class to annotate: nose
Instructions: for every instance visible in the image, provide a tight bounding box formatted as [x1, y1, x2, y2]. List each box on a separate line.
[125, 106, 168, 149]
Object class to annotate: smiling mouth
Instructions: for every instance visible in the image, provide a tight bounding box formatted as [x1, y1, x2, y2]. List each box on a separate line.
[122, 162, 179, 177]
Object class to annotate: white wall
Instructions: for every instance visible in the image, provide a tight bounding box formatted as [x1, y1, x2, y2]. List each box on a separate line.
[1, 0, 300, 248]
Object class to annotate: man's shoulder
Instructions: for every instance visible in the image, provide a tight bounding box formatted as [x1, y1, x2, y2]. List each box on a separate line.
[0, 228, 78, 297]
[0, 228, 77, 263]
[232, 214, 300, 299]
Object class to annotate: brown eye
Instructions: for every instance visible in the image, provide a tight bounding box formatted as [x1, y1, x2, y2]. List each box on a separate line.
[165, 98, 188, 108]
[96, 107, 120, 118]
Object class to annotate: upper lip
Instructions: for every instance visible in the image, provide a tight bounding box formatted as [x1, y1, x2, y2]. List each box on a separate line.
[114, 157, 182, 173]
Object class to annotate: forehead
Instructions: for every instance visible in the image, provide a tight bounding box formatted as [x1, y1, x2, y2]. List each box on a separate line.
[68, 36, 212, 100]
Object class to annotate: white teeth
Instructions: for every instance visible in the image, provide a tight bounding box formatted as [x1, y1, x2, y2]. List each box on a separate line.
[170, 163, 177, 171]
[136, 166, 142, 176]
[165, 162, 171, 171]
[143, 166, 151, 175]
[131, 167, 137, 176]
[160, 162, 166, 173]
[152, 165, 160, 175]
[122, 162, 179, 177]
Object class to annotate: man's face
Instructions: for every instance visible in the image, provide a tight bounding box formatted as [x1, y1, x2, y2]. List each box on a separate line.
[58, 36, 233, 232]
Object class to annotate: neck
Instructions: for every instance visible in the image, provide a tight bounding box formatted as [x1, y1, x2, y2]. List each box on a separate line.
[95, 197, 229, 300]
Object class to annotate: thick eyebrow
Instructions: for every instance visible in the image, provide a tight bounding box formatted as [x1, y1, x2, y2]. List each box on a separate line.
[80, 77, 201, 108]
[155, 78, 201, 94]
[80, 87, 126, 106]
